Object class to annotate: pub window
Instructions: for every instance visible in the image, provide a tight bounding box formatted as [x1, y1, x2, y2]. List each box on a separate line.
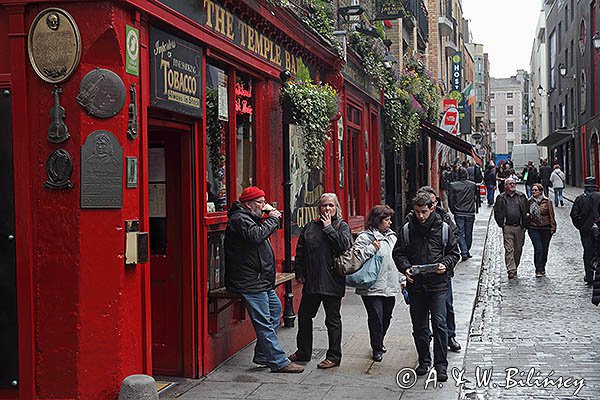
[206, 62, 230, 212]
[235, 73, 255, 195]
[347, 104, 362, 216]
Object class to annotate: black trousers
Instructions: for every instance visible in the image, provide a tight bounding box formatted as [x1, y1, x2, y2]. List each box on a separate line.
[361, 296, 396, 353]
[580, 231, 596, 283]
[409, 290, 448, 372]
[296, 293, 342, 363]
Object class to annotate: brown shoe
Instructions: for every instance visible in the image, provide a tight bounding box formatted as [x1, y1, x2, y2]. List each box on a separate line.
[288, 352, 310, 362]
[507, 271, 516, 279]
[317, 359, 340, 369]
[273, 362, 304, 373]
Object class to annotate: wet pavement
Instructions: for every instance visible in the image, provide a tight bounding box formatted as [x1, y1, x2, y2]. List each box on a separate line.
[160, 188, 600, 399]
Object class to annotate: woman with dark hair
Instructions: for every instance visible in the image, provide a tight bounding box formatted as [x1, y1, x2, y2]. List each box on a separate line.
[352, 205, 399, 362]
[528, 183, 557, 277]
[290, 193, 351, 369]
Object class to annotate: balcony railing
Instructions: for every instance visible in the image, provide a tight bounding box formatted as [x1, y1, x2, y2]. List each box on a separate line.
[403, 0, 429, 43]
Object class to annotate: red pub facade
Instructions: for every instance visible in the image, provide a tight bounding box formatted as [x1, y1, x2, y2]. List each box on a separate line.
[0, 1, 385, 398]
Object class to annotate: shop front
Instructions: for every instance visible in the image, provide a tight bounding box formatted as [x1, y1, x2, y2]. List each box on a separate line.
[0, 0, 341, 398]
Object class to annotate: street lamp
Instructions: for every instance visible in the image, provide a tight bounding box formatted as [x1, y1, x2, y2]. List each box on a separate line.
[530, 99, 535, 109]
[593, 32, 600, 50]
[559, 63, 575, 80]
[537, 85, 543, 96]
[279, 70, 295, 328]
[337, 5, 365, 24]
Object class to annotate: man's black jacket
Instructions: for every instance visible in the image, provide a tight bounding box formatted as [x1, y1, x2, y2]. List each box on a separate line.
[493, 191, 529, 228]
[571, 189, 600, 233]
[448, 179, 478, 215]
[539, 164, 552, 185]
[225, 201, 279, 293]
[393, 212, 460, 293]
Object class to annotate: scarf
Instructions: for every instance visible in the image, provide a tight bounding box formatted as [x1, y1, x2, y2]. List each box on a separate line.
[529, 195, 546, 222]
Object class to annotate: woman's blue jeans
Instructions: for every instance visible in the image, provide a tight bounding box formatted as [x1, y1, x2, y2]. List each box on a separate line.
[241, 290, 291, 371]
[486, 185, 495, 205]
[527, 228, 552, 274]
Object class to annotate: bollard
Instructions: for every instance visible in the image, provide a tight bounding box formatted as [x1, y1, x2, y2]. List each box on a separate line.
[118, 374, 159, 400]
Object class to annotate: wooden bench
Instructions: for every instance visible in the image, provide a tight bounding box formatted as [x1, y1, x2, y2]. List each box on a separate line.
[208, 272, 295, 299]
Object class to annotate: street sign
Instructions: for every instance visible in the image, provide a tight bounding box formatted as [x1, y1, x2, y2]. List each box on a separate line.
[471, 132, 483, 141]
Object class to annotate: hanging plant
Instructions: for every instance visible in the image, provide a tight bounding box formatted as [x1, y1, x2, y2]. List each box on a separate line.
[280, 77, 339, 170]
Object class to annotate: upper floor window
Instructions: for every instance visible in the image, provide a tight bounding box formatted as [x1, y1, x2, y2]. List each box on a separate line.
[507, 105, 514, 115]
[490, 106, 496, 118]
[507, 121, 514, 133]
[506, 92, 513, 99]
[490, 93, 495, 100]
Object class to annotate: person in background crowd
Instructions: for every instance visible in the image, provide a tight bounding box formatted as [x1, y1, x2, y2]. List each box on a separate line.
[225, 186, 304, 373]
[416, 186, 462, 353]
[570, 177, 600, 285]
[505, 157, 514, 170]
[522, 161, 540, 197]
[527, 183, 557, 278]
[484, 163, 497, 206]
[393, 193, 460, 382]
[549, 164, 566, 206]
[507, 168, 519, 182]
[496, 163, 507, 193]
[352, 205, 400, 362]
[291, 193, 351, 369]
[448, 168, 478, 261]
[493, 177, 529, 279]
[591, 223, 600, 305]
[539, 159, 553, 197]
[440, 163, 453, 211]
[451, 164, 460, 182]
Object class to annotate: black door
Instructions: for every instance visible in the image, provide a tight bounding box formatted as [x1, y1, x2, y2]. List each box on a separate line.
[0, 88, 18, 387]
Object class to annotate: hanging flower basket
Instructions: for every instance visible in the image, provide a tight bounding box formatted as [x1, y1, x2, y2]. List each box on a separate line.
[280, 80, 339, 170]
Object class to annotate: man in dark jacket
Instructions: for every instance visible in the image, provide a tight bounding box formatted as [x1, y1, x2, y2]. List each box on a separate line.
[225, 186, 304, 373]
[493, 177, 529, 279]
[417, 187, 462, 353]
[570, 177, 600, 284]
[393, 192, 460, 382]
[539, 159, 552, 197]
[522, 160, 540, 197]
[448, 168, 478, 260]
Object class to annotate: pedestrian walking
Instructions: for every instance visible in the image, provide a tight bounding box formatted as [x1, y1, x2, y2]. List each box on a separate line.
[416, 187, 462, 353]
[483, 163, 497, 206]
[290, 193, 351, 369]
[493, 177, 529, 279]
[522, 161, 540, 197]
[539, 159, 552, 197]
[448, 168, 478, 261]
[440, 163, 453, 211]
[225, 186, 304, 373]
[570, 177, 600, 285]
[527, 183, 557, 277]
[549, 164, 566, 206]
[496, 163, 507, 193]
[352, 205, 399, 362]
[393, 193, 460, 382]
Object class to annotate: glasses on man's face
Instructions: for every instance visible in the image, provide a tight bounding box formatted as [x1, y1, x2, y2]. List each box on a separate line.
[506, 182, 516, 186]
[254, 199, 266, 205]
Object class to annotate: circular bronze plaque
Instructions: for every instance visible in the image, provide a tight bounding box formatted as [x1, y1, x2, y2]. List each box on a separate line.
[28, 8, 81, 84]
[76, 68, 126, 118]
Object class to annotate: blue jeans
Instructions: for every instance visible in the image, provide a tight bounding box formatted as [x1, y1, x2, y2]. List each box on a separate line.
[455, 214, 475, 257]
[241, 290, 291, 371]
[486, 185, 495, 205]
[445, 279, 456, 338]
[528, 229, 552, 274]
[525, 185, 532, 197]
[554, 188, 564, 205]
[409, 290, 448, 371]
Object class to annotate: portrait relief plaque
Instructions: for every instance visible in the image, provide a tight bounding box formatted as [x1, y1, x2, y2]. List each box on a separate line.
[28, 8, 81, 84]
[77, 68, 126, 118]
[81, 130, 123, 208]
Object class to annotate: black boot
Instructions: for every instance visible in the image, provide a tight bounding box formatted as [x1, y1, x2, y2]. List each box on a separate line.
[448, 337, 461, 352]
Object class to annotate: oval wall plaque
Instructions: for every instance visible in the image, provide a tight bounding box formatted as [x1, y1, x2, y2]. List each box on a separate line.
[76, 68, 126, 118]
[28, 8, 81, 84]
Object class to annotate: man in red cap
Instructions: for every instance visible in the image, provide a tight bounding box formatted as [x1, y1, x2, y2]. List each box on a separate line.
[225, 186, 304, 373]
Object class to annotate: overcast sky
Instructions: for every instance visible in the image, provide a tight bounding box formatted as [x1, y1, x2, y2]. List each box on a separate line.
[461, 0, 543, 78]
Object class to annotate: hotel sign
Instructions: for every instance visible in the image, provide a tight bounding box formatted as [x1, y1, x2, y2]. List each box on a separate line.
[158, 0, 302, 75]
[374, 0, 407, 20]
[150, 27, 202, 116]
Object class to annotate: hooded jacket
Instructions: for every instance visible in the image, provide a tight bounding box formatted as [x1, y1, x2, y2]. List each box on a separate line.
[224, 201, 279, 293]
[393, 212, 460, 293]
[353, 228, 401, 297]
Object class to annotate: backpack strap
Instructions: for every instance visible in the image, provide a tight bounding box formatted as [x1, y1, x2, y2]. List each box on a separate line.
[441, 222, 449, 256]
[402, 222, 409, 248]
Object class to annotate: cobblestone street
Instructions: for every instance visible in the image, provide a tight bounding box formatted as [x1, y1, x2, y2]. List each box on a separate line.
[462, 197, 600, 400]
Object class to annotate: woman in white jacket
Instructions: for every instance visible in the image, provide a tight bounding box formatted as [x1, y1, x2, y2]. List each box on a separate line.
[549, 164, 566, 206]
[352, 205, 403, 362]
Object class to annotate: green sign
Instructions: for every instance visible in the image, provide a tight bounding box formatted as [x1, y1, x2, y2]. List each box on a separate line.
[126, 25, 139, 76]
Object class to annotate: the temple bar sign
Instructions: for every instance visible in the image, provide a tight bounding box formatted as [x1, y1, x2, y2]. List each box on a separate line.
[158, 0, 302, 74]
[374, 0, 407, 20]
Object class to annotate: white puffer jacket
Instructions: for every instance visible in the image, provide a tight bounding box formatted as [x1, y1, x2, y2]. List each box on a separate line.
[353, 228, 403, 297]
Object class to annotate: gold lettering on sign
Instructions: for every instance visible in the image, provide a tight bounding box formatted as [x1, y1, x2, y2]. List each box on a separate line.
[204, 0, 235, 40]
[160, 59, 199, 108]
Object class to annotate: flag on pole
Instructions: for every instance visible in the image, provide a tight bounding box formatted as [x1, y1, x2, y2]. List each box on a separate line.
[462, 82, 475, 106]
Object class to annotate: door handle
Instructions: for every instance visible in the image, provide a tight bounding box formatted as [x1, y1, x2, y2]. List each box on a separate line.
[8, 234, 14, 241]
